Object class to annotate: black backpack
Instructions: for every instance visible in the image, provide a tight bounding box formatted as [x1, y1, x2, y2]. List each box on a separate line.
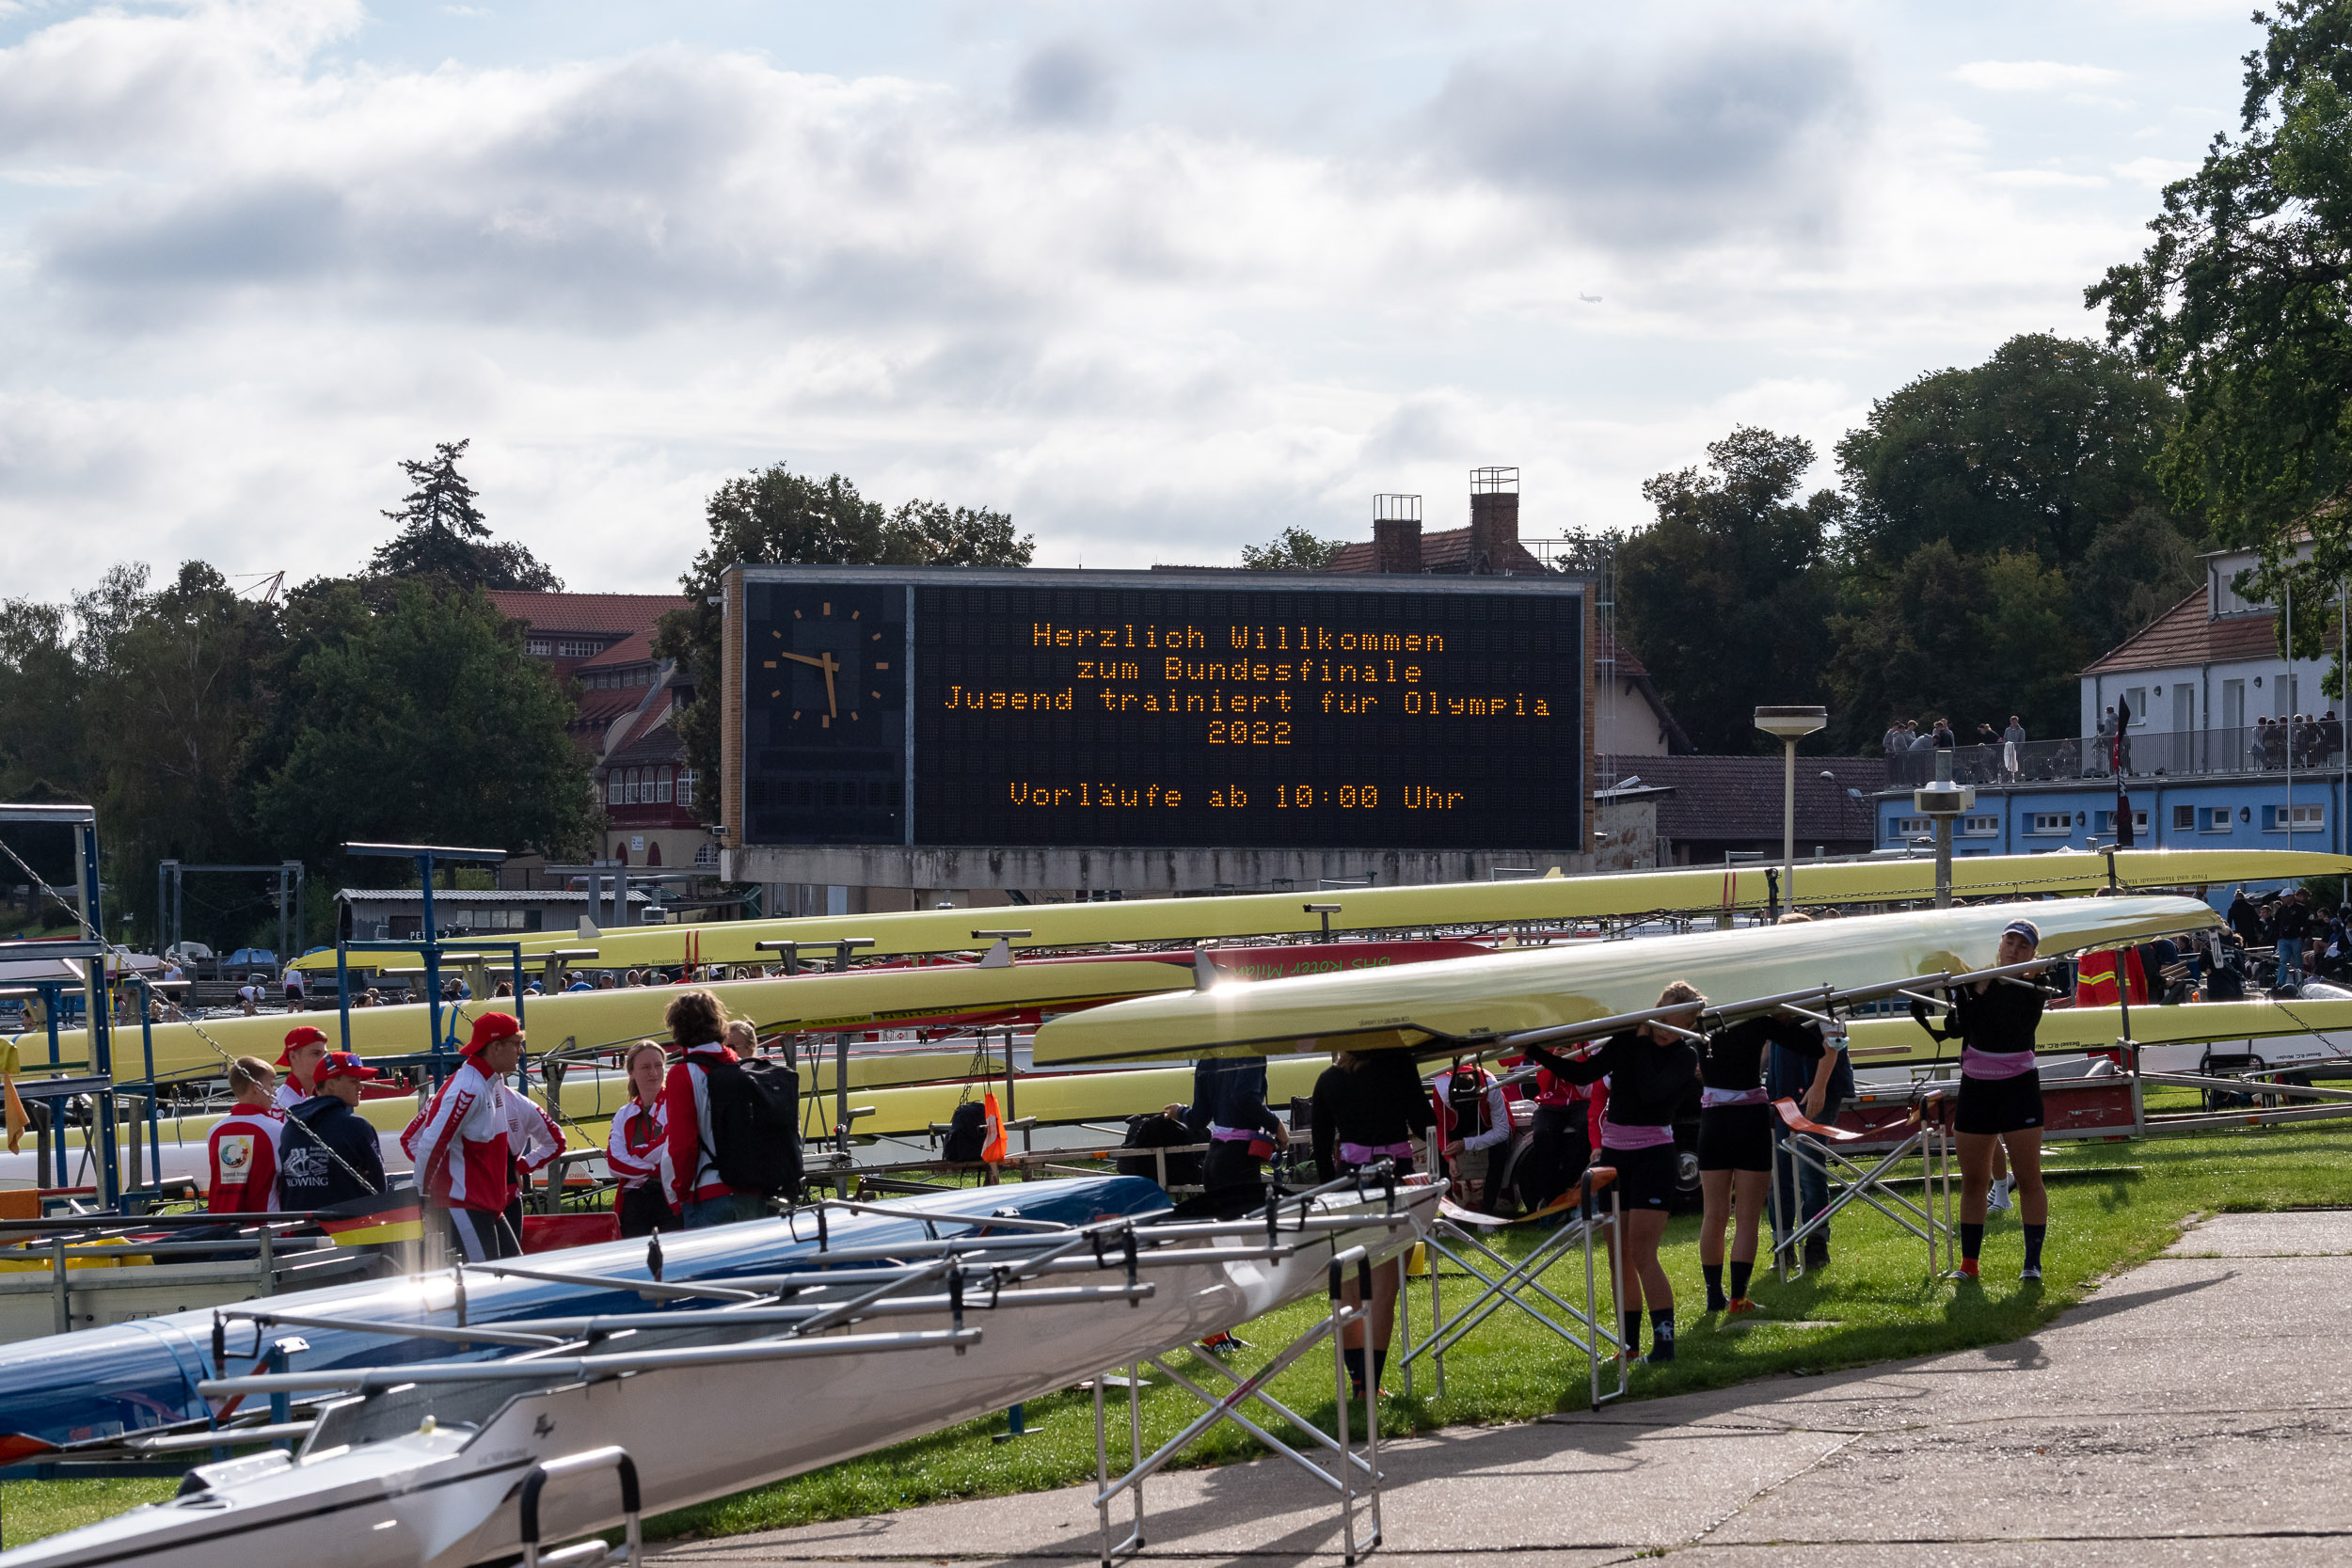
[699, 1055, 803, 1198]
[1117, 1113, 1202, 1189]
[941, 1101, 988, 1163]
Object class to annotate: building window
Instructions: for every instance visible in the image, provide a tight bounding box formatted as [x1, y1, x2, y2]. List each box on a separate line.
[1961, 815, 1998, 836]
[694, 841, 719, 868]
[2026, 813, 2072, 835]
[2264, 802, 2324, 832]
[657, 768, 674, 804]
[2173, 804, 2196, 831]
[2095, 809, 2150, 835]
[2201, 807, 2232, 833]
[557, 640, 602, 658]
[1892, 816, 1930, 837]
[678, 769, 696, 811]
[527, 639, 552, 656]
[606, 771, 623, 806]
[627, 768, 644, 805]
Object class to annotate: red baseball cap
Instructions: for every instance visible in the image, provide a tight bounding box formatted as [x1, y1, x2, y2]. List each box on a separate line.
[314, 1051, 380, 1085]
[462, 1011, 524, 1055]
[276, 1025, 328, 1066]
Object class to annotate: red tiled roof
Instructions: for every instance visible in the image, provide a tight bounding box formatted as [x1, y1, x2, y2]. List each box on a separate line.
[578, 628, 658, 669]
[2078, 589, 2339, 675]
[1594, 631, 1647, 679]
[487, 591, 691, 638]
[1323, 525, 1550, 577]
[607, 710, 684, 768]
[1628, 755, 1888, 842]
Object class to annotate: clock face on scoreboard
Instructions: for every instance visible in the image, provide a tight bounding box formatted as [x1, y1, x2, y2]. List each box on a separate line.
[739, 573, 1582, 850]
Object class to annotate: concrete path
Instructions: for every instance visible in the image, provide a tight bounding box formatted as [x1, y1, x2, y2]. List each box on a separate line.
[656, 1212, 2352, 1566]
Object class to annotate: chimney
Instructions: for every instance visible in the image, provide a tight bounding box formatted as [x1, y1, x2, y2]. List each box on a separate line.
[1468, 467, 1519, 575]
[1373, 493, 1422, 574]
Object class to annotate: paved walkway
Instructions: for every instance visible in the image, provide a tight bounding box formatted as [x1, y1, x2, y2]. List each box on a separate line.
[656, 1212, 2352, 1567]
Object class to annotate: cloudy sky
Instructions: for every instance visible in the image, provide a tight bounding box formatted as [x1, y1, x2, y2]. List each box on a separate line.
[0, 0, 2259, 602]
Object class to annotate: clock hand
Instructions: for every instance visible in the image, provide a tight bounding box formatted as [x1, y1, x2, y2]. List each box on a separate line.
[779, 649, 844, 716]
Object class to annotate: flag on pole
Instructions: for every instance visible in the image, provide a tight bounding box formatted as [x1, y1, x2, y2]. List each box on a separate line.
[2115, 696, 2136, 847]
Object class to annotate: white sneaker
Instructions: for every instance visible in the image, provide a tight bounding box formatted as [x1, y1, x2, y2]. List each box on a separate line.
[1987, 1177, 2012, 1213]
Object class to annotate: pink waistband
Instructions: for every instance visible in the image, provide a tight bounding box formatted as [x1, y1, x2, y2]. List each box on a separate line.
[1598, 1119, 1676, 1150]
[1209, 1126, 1260, 1142]
[1701, 1086, 1770, 1108]
[1962, 1047, 2039, 1081]
[1338, 1139, 1415, 1164]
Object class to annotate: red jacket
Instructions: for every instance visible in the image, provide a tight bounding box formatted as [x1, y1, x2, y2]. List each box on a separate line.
[403, 1060, 523, 1212]
[207, 1106, 283, 1213]
[607, 1098, 671, 1194]
[663, 1044, 753, 1209]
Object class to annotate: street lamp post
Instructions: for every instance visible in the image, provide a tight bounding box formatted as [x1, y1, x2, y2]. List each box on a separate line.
[1755, 705, 1828, 915]
[1914, 748, 1976, 909]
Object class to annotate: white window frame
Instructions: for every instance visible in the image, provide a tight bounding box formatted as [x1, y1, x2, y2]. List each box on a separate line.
[2264, 802, 2324, 832]
[2026, 812, 2073, 836]
[1960, 815, 1998, 836]
[2200, 807, 2232, 833]
[527, 639, 552, 657]
[1893, 816, 1931, 837]
[678, 769, 696, 811]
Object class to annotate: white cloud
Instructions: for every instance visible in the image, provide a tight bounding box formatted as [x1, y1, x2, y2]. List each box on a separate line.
[2115, 155, 2195, 187]
[1950, 60, 2124, 93]
[1982, 169, 2110, 188]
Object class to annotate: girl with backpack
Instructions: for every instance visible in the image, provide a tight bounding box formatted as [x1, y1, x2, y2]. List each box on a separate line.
[608, 1040, 679, 1237]
[661, 990, 771, 1227]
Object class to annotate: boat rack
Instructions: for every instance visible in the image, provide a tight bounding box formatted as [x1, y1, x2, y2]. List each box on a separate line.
[1405, 1168, 1629, 1409]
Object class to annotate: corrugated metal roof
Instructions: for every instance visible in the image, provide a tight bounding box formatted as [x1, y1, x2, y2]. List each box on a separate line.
[335, 889, 649, 904]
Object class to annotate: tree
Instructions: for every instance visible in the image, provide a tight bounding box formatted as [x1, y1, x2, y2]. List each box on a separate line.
[372, 440, 563, 591]
[1616, 428, 1843, 752]
[256, 581, 593, 865]
[1240, 527, 1345, 571]
[2089, 2, 2352, 618]
[0, 597, 86, 803]
[652, 462, 1033, 821]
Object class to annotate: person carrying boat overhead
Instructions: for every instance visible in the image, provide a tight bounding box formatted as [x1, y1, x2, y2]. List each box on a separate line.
[206, 1055, 285, 1214]
[1521, 981, 1705, 1364]
[274, 1024, 329, 1114]
[1693, 1011, 1836, 1313]
[662, 989, 769, 1228]
[403, 1010, 532, 1263]
[1179, 1054, 1289, 1192]
[1310, 1048, 1434, 1400]
[608, 1039, 679, 1237]
[1430, 1056, 1510, 1212]
[1518, 1057, 1595, 1212]
[279, 1051, 389, 1210]
[1910, 918, 2051, 1282]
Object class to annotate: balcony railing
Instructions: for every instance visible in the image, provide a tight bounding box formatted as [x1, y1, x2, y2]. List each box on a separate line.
[1885, 721, 2348, 789]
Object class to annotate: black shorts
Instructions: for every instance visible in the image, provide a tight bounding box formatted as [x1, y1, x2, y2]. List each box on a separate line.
[616, 1182, 679, 1239]
[1957, 1071, 2043, 1136]
[1697, 1102, 1775, 1172]
[1201, 1140, 1266, 1190]
[1598, 1143, 1678, 1212]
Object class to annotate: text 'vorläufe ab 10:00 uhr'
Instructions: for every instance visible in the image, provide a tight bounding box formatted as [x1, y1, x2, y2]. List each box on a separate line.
[1001, 783, 1466, 810]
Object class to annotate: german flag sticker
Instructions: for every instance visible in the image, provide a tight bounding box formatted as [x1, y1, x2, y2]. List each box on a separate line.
[316, 1188, 425, 1247]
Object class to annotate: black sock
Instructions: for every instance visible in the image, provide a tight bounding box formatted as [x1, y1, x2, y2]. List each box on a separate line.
[1648, 1308, 1676, 1362]
[1729, 1260, 1753, 1300]
[1962, 1223, 1984, 1261]
[1702, 1263, 1725, 1308]
[1372, 1347, 1387, 1389]
[1621, 1309, 1643, 1354]
[1343, 1346, 1365, 1390]
[2024, 1225, 2046, 1271]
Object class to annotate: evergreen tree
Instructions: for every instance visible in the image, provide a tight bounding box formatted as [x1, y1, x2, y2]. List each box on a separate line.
[372, 440, 562, 591]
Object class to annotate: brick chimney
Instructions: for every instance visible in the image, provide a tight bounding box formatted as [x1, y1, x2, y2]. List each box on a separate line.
[1468, 467, 1519, 575]
[1373, 493, 1422, 574]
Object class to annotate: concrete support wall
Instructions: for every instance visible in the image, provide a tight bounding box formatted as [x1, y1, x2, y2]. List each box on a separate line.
[725, 844, 1595, 895]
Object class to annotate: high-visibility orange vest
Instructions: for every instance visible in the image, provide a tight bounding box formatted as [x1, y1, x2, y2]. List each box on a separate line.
[980, 1091, 1008, 1164]
[2074, 947, 2147, 1008]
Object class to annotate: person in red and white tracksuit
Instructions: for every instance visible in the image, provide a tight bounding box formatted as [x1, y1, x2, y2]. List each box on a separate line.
[660, 990, 766, 1228]
[403, 1011, 532, 1262]
[274, 1025, 328, 1114]
[608, 1041, 678, 1238]
[207, 1055, 285, 1214]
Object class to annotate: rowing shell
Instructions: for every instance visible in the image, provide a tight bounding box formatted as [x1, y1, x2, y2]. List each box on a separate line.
[290, 848, 2351, 972]
[1030, 897, 2223, 1065]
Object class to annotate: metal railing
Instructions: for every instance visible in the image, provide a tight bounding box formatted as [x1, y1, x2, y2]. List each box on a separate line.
[1885, 721, 2350, 787]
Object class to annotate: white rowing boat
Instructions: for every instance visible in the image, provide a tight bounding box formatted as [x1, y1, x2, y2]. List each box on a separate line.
[2, 1176, 1438, 1568]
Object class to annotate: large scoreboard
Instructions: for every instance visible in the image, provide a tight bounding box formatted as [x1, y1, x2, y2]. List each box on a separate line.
[730, 567, 1583, 851]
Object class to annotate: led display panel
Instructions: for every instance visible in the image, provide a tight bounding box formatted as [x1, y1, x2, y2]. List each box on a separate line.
[739, 571, 1582, 849]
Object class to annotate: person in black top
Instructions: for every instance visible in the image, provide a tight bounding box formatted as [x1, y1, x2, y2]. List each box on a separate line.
[1176, 1054, 1289, 1191]
[1523, 981, 1704, 1364]
[278, 1051, 389, 1210]
[1911, 918, 2050, 1282]
[1310, 1050, 1434, 1398]
[1693, 1013, 1832, 1313]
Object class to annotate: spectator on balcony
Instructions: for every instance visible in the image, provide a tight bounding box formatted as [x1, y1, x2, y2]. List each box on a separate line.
[2258, 716, 2285, 770]
[1883, 719, 1909, 760]
[2003, 716, 2026, 779]
[2096, 707, 2118, 776]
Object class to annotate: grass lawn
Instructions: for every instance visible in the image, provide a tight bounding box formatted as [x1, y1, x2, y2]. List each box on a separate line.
[8, 1108, 2349, 1551]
